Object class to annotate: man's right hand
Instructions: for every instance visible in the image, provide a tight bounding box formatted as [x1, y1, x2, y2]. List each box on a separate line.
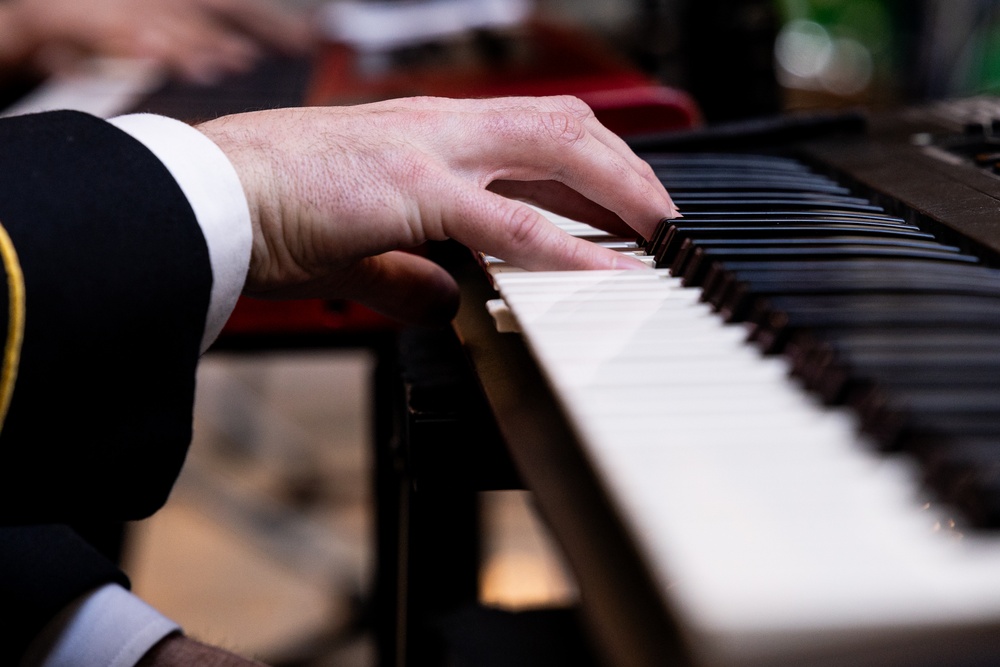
[196, 95, 679, 326]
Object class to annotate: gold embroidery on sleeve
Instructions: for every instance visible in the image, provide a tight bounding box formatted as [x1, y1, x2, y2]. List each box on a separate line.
[0, 221, 24, 429]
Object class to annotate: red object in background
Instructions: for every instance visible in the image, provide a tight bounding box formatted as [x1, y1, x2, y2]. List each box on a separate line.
[305, 20, 701, 133]
[220, 297, 394, 335]
[574, 85, 702, 138]
[220, 19, 701, 340]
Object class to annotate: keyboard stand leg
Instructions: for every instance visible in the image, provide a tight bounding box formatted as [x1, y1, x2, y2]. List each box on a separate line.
[377, 326, 522, 667]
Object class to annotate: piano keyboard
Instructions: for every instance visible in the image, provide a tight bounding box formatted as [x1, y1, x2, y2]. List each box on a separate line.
[480, 151, 1000, 666]
[0, 58, 164, 119]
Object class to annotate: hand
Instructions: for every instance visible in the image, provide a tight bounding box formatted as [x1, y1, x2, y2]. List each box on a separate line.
[196, 95, 678, 325]
[137, 633, 267, 666]
[0, 0, 316, 83]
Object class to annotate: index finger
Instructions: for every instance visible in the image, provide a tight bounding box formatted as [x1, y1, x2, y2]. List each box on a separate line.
[398, 95, 677, 224]
[435, 181, 649, 271]
[538, 96, 676, 215]
[201, 0, 317, 53]
[394, 96, 672, 204]
[445, 102, 677, 239]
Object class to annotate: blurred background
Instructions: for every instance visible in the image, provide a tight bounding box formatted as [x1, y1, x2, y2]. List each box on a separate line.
[7, 0, 1000, 665]
[13, 1, 1000, 122]
[542, 0, 1000, 120]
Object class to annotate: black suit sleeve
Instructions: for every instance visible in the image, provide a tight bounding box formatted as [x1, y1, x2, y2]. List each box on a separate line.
[0, 109, 213, 523]
[0, 525, 131, 665]
[0, 110, 216, 661]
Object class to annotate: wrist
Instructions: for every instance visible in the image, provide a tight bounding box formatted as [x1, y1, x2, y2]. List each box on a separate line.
[195, 114, 280, 294]
[137, 634, 266, 667]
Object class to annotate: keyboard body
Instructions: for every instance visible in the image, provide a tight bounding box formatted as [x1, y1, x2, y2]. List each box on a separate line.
[452, 98, 1000, 667]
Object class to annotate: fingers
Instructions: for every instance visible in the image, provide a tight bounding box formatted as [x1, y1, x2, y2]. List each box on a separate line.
[391, 95, 677, 233]
[487, 179, 638, 238]
[248, 251, 461, 326]
[198, 0, 317, 54]
[429, 99, 675, 240]
[486, 109, 672, 239]
[554, 98, 675, 214]
[26, 0, 316, 83]
[438, 184, 648, 271]
[127, 12, 261, 83]
[341, 252, 460, 326]
[134, 0, 313, 83]
[202, 99, 669, 305]
[490, 96, 675, 219]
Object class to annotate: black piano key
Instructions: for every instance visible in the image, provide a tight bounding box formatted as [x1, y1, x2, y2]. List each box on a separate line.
[660, 216, 912, 227]
[671, 192, 874, 205]
[664, 225, 937, 266]
[699, 259, 991, 306]
[654, 224, 935, 267]
[689, 235, 945, 250]
[657, 167, 824, 175]
[640, 150, 1000, 532]
[659, 168, 841, 178]
[658, 166, 835, 175]
[669, 237, 959, 278]
[706, 258, 996, 279]
[858, 389, 1000, 451]
[670, 199, 886, 213]
[644, 214, 915, 252]
[681, 245, 978, 287]
[722, 262, 1000, 288]
[814, 354, 1000, 404]
[786, 329, 1000, 393]
[761, 293, 1000, 320]
[676, 211, 907, 223]
[715, 267, 1000, 322]
[644, 216, 921, 254]
[749, 294, 1000, 353]
[794, 329, 1000, 359]
[644, 153, 813, 171]
[943, 468, 1000, 530]
[917, 439, 1000, 528]
[666, 181, 852, 195]
[646, 217, 682, 255]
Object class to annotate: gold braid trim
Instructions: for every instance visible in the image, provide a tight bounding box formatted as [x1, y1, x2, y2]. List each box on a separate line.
[0, 221, 23, 429]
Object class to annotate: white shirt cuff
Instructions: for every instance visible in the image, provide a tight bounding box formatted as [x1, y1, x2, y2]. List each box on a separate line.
[21, 584, 180, 667]
[108, 113, 252, 352]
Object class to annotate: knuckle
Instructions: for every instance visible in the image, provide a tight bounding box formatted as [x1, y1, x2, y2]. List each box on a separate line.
[403, 152, 434, 181]
[638, 158, 658, 182]
[541, 110, 586, 147]
[393, 147, 436, 188]
[501, 203, 542, 249]
[564, 241, 592, 269]
[551, 94, 595, 119]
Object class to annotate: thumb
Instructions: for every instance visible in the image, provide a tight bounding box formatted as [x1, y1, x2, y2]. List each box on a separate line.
[337, 251, 460, 327]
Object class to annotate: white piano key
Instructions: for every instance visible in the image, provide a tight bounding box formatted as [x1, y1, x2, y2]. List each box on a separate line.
[493, 261, 1000, 666]
[488, 206, 1000, 666]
